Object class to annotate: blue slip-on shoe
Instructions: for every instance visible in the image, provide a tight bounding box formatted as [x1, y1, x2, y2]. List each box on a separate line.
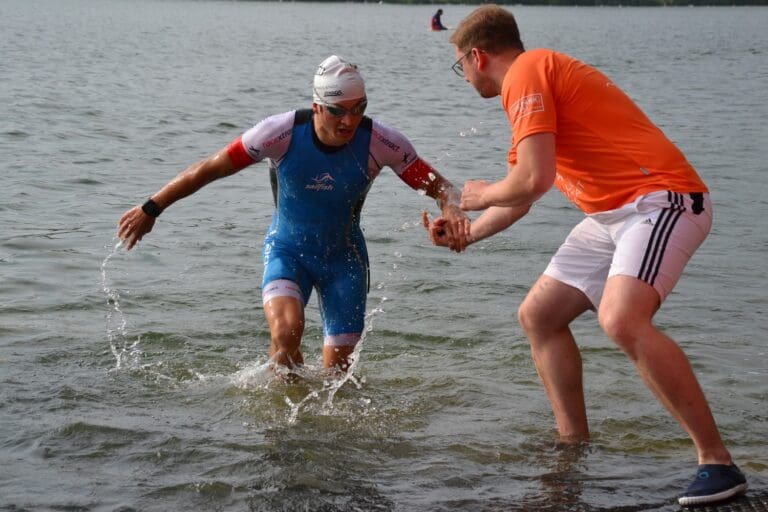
[678, 463, 748, 506]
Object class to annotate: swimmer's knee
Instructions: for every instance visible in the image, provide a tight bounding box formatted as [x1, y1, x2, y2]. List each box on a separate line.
[268, 308, 304, 347]
[271, 320, 302, 345]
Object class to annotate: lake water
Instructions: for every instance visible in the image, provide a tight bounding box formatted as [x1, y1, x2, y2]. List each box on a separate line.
[1, 1, 767, 510]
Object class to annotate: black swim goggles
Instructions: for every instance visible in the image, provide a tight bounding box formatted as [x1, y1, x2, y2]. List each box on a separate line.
[319, 98, 368, 117]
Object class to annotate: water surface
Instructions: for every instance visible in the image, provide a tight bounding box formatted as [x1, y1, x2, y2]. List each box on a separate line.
[1, 1, 767, 510]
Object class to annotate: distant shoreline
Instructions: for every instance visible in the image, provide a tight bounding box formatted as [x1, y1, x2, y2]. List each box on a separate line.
[257, 1, 768, 6]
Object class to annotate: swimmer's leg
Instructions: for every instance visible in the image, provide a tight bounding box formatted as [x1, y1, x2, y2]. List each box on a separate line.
[263, 279, 308, 369]
[318, 256, 368, 372]
[322, 336, 360, 372]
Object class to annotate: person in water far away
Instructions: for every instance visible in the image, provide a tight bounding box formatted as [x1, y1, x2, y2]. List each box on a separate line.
[423, 4, 748, 507]
[431, 9, 448, 31]
[118, 55, 470, 375]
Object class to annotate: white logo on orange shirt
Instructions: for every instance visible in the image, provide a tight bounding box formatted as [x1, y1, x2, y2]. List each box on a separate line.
[509, 93, 545, 120]
[555, 174, 584, 204]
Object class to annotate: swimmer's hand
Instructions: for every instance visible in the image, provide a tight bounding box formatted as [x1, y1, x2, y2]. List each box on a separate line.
[422, 210, 469, 253]
[117, 205, 156, 250]
[438, 203, 471, 252]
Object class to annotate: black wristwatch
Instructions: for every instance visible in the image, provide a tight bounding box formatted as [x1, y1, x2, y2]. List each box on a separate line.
[141, 198, 163, 217]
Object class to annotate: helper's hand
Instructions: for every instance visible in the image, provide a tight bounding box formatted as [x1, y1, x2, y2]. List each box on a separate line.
[460, 180, 490, 211]
[117, 205, 156, 250]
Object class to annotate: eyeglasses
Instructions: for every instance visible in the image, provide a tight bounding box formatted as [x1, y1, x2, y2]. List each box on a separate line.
[451, 50, 473, 78]
[320, 99, 368, 118]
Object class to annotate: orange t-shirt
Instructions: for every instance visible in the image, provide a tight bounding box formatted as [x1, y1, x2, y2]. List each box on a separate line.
[503, 49, 707, 214]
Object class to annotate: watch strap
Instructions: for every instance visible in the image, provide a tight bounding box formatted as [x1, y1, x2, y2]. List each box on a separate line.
[141, 198, 162, 217]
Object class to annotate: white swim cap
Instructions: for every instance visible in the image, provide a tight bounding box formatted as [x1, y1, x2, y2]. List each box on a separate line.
[312, 55, 366, 104]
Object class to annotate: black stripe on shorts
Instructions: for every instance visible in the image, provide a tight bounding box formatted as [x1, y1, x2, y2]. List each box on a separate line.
[637, 192, 685, 285]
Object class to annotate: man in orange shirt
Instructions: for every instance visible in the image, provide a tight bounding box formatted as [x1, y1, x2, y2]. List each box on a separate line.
[424, 4, 747, 506]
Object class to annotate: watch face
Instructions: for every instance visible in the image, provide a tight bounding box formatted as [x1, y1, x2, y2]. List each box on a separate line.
[142, 200, 161, 217]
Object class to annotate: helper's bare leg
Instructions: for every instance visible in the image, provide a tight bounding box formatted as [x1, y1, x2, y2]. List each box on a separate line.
[518, 275, 593, 440]
[599, 275, 732, 464]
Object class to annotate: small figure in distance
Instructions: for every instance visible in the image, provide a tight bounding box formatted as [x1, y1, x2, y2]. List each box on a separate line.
[431, 8, 448, 31]
[117, 55, 470, 378]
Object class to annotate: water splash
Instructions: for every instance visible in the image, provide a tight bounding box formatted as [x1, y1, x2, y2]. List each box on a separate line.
[100, 238, 142, 370]
[397, 219, 422, 232]
[230, 360, 274, 389]
[278, 305, 384, 425]
[285, 390, 319, 424]
[320, 307, 380, 407]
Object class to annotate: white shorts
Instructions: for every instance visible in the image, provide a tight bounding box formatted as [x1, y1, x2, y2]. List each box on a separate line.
[544, 191, 712, 309]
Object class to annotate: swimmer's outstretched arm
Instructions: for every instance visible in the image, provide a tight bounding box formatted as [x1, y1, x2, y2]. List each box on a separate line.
[405, 162, 471, 252]
[117, 147, 242, 250]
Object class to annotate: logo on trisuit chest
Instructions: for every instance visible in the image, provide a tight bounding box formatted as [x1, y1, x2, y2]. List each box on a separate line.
[305, 172, 335, 191]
